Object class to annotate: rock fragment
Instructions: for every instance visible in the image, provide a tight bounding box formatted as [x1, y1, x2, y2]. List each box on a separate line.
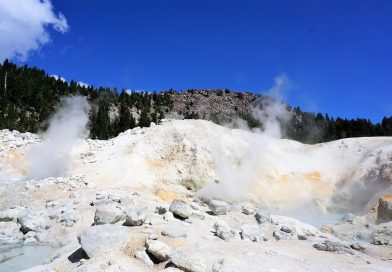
[207, 199, 230, 215]
[94, 204, 124, 225]
[145, 239, 172, 262]
[124, 207, 148, 226]
[169, 249, 207, 272]
[255, 211, 271, 224]
[0, 221, 23, 244]
[0, 206, 27, 222]
[161, 224, 188, 238]
[78, 225, 130, 258]
[240, 224, 267, 242]
[135, 250, 154, 266]
[17, 214, 50, 234]
[214, 220, 235, 241]
[169, 200, 193, 219]
[377, 194, 392, 223]
[273, 229, 289, 241]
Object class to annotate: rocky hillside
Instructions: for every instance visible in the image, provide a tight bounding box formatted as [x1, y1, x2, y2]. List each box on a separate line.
[2, 60, 392, 143]
[168, 89, 261, 119]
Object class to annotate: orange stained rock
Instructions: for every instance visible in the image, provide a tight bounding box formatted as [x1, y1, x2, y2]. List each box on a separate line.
[303, 171, 321, 182]
[380, 194, 392, 201]
[155, 188, 186, 202]
[145, 158, 166, 169]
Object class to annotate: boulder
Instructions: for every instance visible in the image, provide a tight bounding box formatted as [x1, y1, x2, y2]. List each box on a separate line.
[0, 206, 27, 222]
[145, 239, 172, 262]
[0, 221, 23, 244]
[156, 205, 169, 215]
[161, 224, 188, 238]
[94, 204, 124, 225]
[240, 224, 267, 242]
[377, 194, 392, 223]
[17, 214, 50, 234]
[213, 220, 235, 241]
[135, 250, 154, 266]
[169, 249, 207, 272]
[207, 199, 230, 215]
[273, 229, 289, 241]
[124, 207, 148, 226]
[164, 212, 176, 222]
[78, 225, 130, 258]
[241, 206, 255, 215]
[59, 206, 80, 227]
[313, 240, 352, 253]
[169, 200, 193, 219]
[373, 222, 392, 245]
[255, 211, 271, 225]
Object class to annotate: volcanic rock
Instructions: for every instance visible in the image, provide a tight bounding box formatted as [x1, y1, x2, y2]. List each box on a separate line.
[169, 200, 193, 219]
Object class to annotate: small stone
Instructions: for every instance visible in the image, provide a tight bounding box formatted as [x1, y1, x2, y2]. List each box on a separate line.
[169, 200, 193, 219]
[161, 224, 188, 238]
[214, 220, 235, 241]
[135, 250, 154, 266]
[164, 211, 176, 222]
[240, 224, 266, 242]
[273, 229, 288, 241]
[255, 211, 271, 225]
[124, 207, 148, 226]
[145, 239, 172, 262]
[281, 225, 293, 233]
[207, 199, 230, 215]
[94, 204, 123, 225]
[155, 205, 168, 215]
[350, 243, 366, 251]
[148, 233, 159, 240]
[241, 206, 255, 215]
[169, 249, 207, 272]
[17, 214, 50, 234]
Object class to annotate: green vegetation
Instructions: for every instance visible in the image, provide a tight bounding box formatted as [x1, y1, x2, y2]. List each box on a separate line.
[0, 59, 172, 139]
[0, 60, 391, 143]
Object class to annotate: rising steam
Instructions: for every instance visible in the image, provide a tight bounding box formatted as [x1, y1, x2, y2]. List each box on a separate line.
[26, 96, 90, 179]
[198, 75, 291, 201]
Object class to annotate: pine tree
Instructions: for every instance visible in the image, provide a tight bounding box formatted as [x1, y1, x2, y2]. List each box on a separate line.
[138, 108, 150, 128]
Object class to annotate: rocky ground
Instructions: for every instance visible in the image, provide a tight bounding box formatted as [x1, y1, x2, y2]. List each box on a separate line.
[0, 120, 391, 271]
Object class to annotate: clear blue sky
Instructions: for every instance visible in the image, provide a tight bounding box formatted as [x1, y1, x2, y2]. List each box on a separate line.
[19, 0, 392, 122]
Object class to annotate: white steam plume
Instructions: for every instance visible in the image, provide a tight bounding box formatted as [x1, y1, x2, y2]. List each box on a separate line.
[198, 75, 291, 201]
[26, 96, 90, 179]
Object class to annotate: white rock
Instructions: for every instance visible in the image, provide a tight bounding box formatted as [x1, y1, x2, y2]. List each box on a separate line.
[78, 225, 130, 258]
[169, 200, 193, 219]
[169, 249, 207, 272]
[240, 224, 267, 242]
[0, 221, 23, 244]
[94, 204, 123, 225]
[255, 211, 271, 225]
[214, 220, 235, 241]
[207, 199, 230, 215]
[135, 250, 154, 266]
[124, 207, 148, 226]
[17, 213, 50, 234]
[0, 206, 27, 222]
[145, 239, 172, 262]
[161, 224, 188, 238]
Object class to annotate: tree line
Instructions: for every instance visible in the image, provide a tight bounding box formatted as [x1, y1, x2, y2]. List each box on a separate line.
[0, 59, 391, 143]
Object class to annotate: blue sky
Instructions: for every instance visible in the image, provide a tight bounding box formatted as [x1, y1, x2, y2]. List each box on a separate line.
[2, 0, 392, 122]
